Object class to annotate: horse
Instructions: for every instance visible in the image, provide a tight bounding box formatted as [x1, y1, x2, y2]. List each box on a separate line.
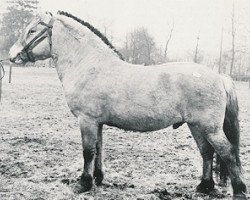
[9, 11, 247, 199]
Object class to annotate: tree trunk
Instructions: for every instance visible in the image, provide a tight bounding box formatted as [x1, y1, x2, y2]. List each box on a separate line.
[194, 35, 200, 63]
[0, 64, 2, 102]
[164, 23, 174, 61]
[218, 28, 223, 74]
[9, 64, 12, 83]
[230, 34, 235, 75]
[230, 3, 236, 76]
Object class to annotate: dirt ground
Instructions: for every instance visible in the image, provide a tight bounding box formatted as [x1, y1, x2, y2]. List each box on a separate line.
[0, 67, 249, 200]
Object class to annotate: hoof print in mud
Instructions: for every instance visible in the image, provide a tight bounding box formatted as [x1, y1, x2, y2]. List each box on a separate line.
[151, 188, 172, 199]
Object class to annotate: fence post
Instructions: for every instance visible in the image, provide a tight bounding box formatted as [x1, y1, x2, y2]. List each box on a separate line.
[9, 64, 12, 83]
[0, 65, 2, 102]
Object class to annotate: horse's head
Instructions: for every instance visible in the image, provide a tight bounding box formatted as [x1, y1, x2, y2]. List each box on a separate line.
[9, 12, 54, 64]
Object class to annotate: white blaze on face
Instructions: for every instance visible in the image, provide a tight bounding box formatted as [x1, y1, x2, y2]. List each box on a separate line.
[9, 43, 23, 60]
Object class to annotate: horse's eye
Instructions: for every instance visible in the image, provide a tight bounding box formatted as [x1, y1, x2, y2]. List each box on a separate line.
[28, 29, 36, 35]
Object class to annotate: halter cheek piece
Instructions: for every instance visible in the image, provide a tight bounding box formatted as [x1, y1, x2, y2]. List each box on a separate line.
[20, 18, 54, 62]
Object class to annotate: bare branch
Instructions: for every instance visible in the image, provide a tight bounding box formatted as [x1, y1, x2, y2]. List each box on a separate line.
[218, 28, 224, 73]
[194, 31, 200, 63]
[164, 21, 174, 61]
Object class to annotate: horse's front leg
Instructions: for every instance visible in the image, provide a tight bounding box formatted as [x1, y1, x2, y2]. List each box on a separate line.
[74, 116, 99, 193]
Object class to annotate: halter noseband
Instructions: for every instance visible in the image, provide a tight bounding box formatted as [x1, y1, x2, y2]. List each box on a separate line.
[20, 18, 54, 62]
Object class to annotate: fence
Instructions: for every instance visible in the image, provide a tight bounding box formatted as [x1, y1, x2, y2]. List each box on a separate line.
[231, 75, 250, 89]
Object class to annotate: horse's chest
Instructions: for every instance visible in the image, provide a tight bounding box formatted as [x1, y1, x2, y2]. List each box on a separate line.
[63, 83, 106, 119]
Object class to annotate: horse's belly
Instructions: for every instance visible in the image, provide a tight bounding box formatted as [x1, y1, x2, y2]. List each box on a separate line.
[107, 111, 182, 132]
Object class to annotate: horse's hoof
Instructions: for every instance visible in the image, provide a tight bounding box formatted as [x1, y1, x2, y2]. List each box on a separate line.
[196, 179, 215, 194]
[72, 181, 93, 193]
[73, 174, 93, 193]
[233, 193, 247, 200]
[72, 182, 89, 193]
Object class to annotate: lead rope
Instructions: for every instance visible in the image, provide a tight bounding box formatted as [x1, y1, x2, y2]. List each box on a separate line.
[0, 58, 10, 102]
[0, 58, 9, 80]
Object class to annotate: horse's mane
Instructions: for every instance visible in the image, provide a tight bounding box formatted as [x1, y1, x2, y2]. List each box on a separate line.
[57, 11, 124, 60]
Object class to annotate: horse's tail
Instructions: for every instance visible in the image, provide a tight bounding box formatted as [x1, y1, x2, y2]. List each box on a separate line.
[216, 75, 241, 185]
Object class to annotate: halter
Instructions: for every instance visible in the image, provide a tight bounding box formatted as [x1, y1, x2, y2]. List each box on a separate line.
[20, 17, 54, 62]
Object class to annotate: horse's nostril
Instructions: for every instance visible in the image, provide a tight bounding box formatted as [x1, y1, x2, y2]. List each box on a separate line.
[9, 57, 15, 63]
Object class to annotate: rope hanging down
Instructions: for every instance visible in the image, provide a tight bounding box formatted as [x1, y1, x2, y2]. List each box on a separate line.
[0, 58, 9, 102]
[0, 58, 9, 80]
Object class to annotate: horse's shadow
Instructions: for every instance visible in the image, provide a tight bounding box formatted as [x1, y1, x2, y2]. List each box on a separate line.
[61, 177, 135, 189]
[150, 187, 229, 200]
[61, 178, 229, 199]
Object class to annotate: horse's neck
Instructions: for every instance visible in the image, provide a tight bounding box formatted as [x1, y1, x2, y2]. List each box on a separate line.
[51, 19, 120, 81]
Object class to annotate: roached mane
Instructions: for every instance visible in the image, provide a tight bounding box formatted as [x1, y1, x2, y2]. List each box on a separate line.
[57, 11, 124, 60]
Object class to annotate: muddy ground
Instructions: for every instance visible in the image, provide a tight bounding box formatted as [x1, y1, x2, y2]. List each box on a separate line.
[0, 67, 249, 200]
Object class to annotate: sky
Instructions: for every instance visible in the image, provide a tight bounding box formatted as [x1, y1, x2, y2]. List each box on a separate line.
[1, 0, 250, 59]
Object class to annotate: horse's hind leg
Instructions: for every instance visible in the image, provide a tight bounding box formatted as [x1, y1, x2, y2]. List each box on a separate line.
[94, 124, 104, 186]
[205, 129, 247, 199]
[74, 116, 99, 193]
[188, 124, 215, 194]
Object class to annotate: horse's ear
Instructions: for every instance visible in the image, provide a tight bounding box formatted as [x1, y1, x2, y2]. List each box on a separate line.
[46, 11, 53, 17]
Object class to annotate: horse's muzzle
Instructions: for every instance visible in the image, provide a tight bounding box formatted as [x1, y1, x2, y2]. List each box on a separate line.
[9, 43, 29, 64]
[9, 55, 23, 64]
[9, 52, 29, 65]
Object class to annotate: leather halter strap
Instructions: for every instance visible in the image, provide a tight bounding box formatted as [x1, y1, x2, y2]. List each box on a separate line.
[21, 18, 54, 62]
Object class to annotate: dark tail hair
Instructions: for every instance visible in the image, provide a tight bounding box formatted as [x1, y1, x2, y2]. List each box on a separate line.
[216, 76, 241, 185]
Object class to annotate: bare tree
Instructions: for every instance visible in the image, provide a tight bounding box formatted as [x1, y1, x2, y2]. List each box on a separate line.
[218, 28, 224, 73]
[0, 65, 2, 102]
[142, 28, 155, 65]
[230, 2, 236, 76]
[121, 34, 130, 61]
[101, 20, 114, 44]
[120, 27, 157, 65]
[130, 31, 138, 64]
[194, 32, 200, 63]
[164, 22, 174, 61]
[0, 0, 38, 57]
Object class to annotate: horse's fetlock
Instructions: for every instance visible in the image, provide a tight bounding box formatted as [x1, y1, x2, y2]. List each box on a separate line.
[232, 181, 247, 194]
[94, 169, 104, 186]
[80, 172, 93, 189]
